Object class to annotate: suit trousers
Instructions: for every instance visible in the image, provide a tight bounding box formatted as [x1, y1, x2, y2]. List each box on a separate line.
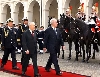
[46, 52, 60, 73]
[1, 47, 17, 67]
[22, 53, 38, 75]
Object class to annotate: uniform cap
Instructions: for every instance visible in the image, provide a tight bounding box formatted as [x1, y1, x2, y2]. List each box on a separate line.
[0, 22, 4, 24]
[22, 17, 28, 21]
[7, 18, 13, 23]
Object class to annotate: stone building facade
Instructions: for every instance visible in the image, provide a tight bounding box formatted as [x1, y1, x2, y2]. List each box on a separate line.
[0, 0, 100, 29]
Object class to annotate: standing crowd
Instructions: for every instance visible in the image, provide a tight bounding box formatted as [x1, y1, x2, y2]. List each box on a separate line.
[0, 17, 65, 77]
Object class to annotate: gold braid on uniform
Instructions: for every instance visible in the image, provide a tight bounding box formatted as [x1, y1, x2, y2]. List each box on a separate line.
[21, 26, 24, 32]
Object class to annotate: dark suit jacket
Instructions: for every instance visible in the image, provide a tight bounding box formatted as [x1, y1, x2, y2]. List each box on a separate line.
[1, 27, 17, 48]
[22, 30, 37, 54]
[43, 27, 64, 54]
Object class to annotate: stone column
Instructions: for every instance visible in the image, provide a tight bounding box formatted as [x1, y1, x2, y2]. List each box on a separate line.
[12, 12, 19, 24]
[27, 11, 33, 22]
[85, 0, 93, 21]
[0, 2, 1, 22]
[10, 2, 18, 24]
[62, 0, 70, 14]
[1, 13, 6, 23]
[40, 0, 42, 26]
[58, 0, 63, 19]
[23, 1, 28, 19]
[43, 9, 49, 29]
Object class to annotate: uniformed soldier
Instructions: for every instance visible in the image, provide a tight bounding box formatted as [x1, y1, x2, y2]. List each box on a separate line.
[21, 17, 29, 65]
[88, 3, 99, 33]
[37, 26, 44, 54]
[89, 3, 98, 23]
[0, 22, 4, 44]
[76, 3, 86, 21]
[0, 18, 19, 70]
[14, 24, 22, 54]
[35, 25, 39, 34]
[21, 18, 29, 32]
[66, 6, 72, 18]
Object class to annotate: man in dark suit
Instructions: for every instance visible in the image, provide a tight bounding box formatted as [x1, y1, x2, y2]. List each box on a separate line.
[43, 18, 65, 76]
[0, 18, 19, 70]
[22, 22, 41, 77]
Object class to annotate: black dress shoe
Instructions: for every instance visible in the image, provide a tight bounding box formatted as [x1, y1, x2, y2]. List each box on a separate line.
[34, 74, 41, 77]
[22, 71, 26, 76]
[56, 72, 62, 76]
[12, 66, 20, 70]
[0, 64, 4, 69]
[45, 68, 50, 72]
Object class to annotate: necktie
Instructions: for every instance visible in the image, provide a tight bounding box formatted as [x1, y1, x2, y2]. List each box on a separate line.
[54, 28, 57, 35]
[32, 31, 34, 36]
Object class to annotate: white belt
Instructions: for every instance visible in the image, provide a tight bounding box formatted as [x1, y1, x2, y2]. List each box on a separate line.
[38, 38, 43, 39]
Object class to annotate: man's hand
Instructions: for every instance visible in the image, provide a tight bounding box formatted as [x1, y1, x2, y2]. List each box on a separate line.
[25, 50, 29, 54]
[43, 48, 47, 52]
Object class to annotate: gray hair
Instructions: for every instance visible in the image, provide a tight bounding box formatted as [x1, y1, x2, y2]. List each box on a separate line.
[28, 22, 35, 26]
[50, 18, 57, 24]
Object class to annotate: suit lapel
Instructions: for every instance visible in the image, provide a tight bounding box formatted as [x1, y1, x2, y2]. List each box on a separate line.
[50, 27, 56, 36]
[27, 30, 33, 38]
[28, 30, 36, 39]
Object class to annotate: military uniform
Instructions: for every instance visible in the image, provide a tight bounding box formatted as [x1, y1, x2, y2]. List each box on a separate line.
[14, 25, 22, 53]
[0, 22, 4, 44]
[89, 12, 97, 23]
[66, 7, 72, 18]
[20, 18, 29, 65]
[89, 4, 98, 33]
[0, 18, 19, 70]
[76, 3, 86, 21]
[37, 27, 44, 54]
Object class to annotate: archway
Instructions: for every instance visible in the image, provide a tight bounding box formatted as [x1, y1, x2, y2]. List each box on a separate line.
[2, 4, 11, 23]
[64, 0, 80, 17]
[49, 0, 58, 18]
[44, 0, 58, 29]
[28, 1, 40, 27]
[14, 2, 24, 24]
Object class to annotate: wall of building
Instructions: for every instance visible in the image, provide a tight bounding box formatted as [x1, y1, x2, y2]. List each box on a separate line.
[0, 0, 100, 29]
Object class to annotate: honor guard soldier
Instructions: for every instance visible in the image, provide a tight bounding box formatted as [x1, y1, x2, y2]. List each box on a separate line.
[89, 3, 99, 33]
[14, 24, 22, 54]
[89, 3, 98, 23]
[21, 17, 29, 32]
[0, 18, 19, 70]
[0, 22, 4, 44]
[35, 25, 39, 34]
[21, 17, 29, 65]
[76, 3, 86, 21]
[66, 6, 72, 18]
[37, 26, 44, 54]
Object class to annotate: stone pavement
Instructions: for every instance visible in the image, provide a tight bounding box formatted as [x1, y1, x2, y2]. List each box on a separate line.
[0, 42, 100, 77]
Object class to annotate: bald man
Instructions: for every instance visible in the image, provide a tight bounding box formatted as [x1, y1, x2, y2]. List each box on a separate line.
[22, 22, 41, 77]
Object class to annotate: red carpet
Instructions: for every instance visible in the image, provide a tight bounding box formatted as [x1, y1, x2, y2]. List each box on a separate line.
[0, 59, 90, 77]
